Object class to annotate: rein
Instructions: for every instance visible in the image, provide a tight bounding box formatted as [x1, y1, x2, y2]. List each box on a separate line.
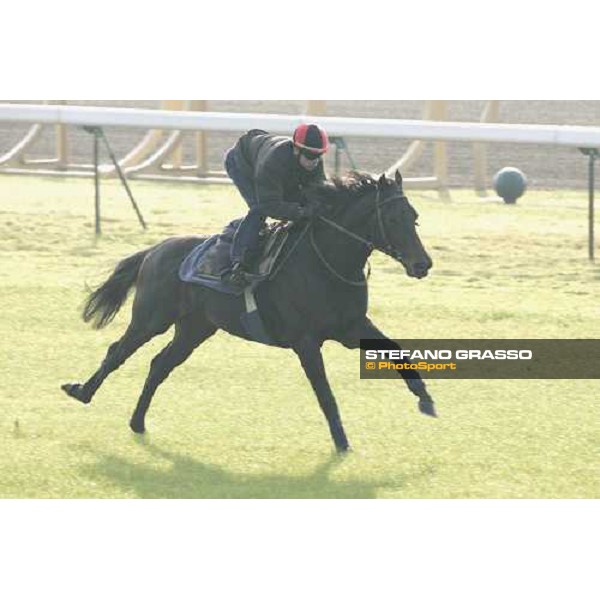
[309, 225, 368, 287]
[310, 190, 407, 286]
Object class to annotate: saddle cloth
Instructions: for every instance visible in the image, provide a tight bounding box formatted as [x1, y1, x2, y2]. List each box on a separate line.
[178, 219, 292, 296]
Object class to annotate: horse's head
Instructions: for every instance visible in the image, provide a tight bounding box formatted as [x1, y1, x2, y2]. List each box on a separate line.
[371, 171, 432, 279]
[306, 170, 432, 279]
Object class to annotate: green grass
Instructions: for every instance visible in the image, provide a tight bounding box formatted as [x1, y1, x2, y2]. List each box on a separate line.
[1, 175, 599, 498]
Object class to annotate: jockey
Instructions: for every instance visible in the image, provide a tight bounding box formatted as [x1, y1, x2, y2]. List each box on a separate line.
[224, 123, 329, 286]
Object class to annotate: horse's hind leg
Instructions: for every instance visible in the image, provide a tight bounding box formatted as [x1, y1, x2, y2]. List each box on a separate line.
[62, 267, 180, 405]
[61, 322, 157, 404]
[129, 315, 217, 434]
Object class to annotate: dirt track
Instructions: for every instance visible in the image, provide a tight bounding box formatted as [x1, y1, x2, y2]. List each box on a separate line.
[2, 100, 600, 188]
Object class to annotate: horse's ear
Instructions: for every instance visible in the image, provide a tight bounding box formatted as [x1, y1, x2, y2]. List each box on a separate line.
[395, 170, 403, 189]
[378, 173, 387, 187]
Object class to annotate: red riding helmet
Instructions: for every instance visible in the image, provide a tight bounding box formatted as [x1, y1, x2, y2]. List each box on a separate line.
[293, 123, 329, 155]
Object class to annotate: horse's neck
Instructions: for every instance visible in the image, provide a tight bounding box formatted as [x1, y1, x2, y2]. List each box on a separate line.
[312, 211, 372, 276]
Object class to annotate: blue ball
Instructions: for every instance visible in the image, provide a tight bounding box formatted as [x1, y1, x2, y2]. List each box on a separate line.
[493, 167, 527, 204]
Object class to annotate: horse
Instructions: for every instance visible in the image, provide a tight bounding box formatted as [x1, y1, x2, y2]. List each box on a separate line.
[61, 170, 434, 452]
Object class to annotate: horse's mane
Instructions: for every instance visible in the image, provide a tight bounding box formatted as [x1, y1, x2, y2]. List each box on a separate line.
[308, 171, 383, 210]
[329, 171, 380, 198]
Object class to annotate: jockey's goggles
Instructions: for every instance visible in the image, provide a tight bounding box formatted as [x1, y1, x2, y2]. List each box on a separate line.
[299, 148, 323, 161]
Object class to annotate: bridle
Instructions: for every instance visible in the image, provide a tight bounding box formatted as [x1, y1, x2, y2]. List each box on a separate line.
[310, 188, 409, 286]
[374, 189, 408, 261]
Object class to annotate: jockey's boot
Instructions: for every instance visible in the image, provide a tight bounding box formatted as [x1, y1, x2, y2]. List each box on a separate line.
[227, 262, 250, 289]
[225, 261, 262, 290]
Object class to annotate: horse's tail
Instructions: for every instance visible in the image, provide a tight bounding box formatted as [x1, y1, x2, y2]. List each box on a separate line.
[83, 247, 151, 329]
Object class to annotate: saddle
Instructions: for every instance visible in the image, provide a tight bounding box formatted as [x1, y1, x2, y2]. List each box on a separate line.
[178, 219, 300, 295]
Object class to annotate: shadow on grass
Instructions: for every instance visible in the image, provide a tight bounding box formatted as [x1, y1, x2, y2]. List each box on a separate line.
[78, 441, 434, 499]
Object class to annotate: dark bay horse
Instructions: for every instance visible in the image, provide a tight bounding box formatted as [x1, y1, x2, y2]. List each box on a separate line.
[61, 171, 435, 452]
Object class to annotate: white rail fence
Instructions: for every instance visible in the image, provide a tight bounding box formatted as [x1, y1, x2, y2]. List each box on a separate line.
[1, 103, 599, 258]
[3, 103, 600, 146]
[2, 103, 600, 189]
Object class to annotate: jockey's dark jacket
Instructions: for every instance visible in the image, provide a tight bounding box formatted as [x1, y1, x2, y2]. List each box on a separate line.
[232, 129, 326, 220]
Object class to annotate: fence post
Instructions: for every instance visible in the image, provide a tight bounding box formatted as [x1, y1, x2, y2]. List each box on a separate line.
[55, 100, 69, 170]
[432, 101, 450, 199]
[192, 100, 208, 177]
[473, 101, 500, 196]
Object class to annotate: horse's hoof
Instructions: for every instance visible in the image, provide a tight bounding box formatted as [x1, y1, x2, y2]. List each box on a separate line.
[129, 419, 146, 435]
[61, 383, 91, 404]
[335, 443, 351, 454]
[418, 397, 437, 418]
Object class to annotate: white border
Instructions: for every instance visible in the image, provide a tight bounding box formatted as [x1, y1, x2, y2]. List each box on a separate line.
[2, 501, 598, 600]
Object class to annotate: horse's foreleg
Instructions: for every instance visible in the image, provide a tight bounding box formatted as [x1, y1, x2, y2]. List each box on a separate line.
[294, 337, 350, 452]
[341, 318, 437, 417]
[129, 317, 217, 434]
[61, 325, 153, 404]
